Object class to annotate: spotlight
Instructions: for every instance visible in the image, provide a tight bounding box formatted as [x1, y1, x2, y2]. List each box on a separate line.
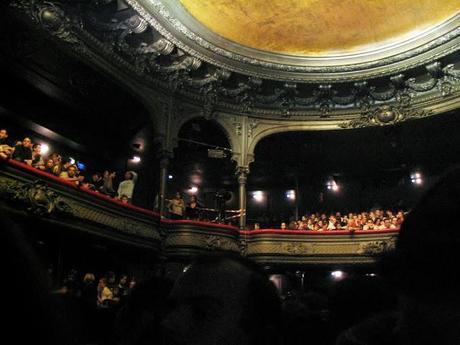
[331, 270, 346, 280]
[168, 174, 173, 180]
[252, 191, 264, 202]
[189, 186, 198, 194]
[132, 156, 141, 163]
[410, 172, 423, 185]
[326, 179, 340, 192]
[286, 190, 296, 200]
[40, 143, 50, 155]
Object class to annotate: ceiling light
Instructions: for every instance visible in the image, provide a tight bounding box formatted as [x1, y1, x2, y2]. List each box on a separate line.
[40, 143, 50, 155]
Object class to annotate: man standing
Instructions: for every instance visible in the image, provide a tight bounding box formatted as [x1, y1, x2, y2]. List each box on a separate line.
[117, 171, 137, 204]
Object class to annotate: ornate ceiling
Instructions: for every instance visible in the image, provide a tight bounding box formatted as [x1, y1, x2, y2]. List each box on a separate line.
[7, 0, 460, 128]
[180, 0, 460, 56]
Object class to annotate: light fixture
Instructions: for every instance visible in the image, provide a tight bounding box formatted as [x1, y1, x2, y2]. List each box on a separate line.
[286, 190, 296, 200]
[168, 174, 173, 180]
[132, 156, 141, 163]
[326, 179, 340, 192]
[410, 172, 423, 185]
[331, 270, 346, 280]
[252, 191, 264, 202]
[68, 157, 76, 165]
[40, 143, 50, 155]
[189, 186, 198, 194]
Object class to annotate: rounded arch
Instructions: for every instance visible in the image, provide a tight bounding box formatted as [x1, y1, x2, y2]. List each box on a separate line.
[174, 114, 235, 153]
[248, 121, 340, 157]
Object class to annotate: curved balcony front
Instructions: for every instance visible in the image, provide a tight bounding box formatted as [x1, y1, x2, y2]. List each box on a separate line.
[240, 229, 399, 266]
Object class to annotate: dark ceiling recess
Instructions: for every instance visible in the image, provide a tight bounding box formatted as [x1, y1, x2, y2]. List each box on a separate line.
[251, 109, 460, 187]
[0, 8, 151, 167]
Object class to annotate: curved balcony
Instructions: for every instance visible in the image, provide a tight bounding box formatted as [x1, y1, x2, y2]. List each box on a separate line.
[162, 219, 241, 259]
[0, 159, 161, 250]
[0, 158, 400, 266]
[240, 229, 399, 266]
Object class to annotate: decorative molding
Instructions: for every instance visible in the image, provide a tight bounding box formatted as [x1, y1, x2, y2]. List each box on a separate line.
[0, 178, 73, 216]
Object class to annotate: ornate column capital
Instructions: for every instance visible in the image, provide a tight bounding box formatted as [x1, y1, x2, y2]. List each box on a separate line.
[235, 166, 249, 184]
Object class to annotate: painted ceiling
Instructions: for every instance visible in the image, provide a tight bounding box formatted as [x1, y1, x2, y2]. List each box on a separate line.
[180, 0, 460, 56]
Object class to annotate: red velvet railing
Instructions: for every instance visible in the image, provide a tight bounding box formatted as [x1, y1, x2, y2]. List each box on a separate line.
[1, 157, 401, 235]
[239, 228, 400, 235]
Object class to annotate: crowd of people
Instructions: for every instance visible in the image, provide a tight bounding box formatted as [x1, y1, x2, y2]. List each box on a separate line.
[54, 269, 137, 310]
[0, 128, 138, 204]
[253, 209, 405, 231]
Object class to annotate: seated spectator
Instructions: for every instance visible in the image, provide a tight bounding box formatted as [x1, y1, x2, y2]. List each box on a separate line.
[288, 220, 298, 230]
[120, 194, 129, 204]
[12, 137, 32, 162]
[362, 219, 375, 230]
[0, 128, 13, 159]
[44, 158, 55, 174]
[30, 143, 45, 170]
[117, 171, 137, 203]
[253, 222, 261, 230]
[59, 164, 84, 185]
[280, 222, 287, 230]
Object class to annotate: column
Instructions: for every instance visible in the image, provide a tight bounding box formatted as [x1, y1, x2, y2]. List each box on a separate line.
[159, 154, 170, 218]
[236, 166, 249, 229]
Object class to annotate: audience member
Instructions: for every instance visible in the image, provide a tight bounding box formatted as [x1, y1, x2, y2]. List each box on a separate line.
[59, 164, 84, 185]
[168, 191, 185, 220]
[161, 254, 282, 345]
[117, 171, 137, 203]
[12, 137, 32, 162]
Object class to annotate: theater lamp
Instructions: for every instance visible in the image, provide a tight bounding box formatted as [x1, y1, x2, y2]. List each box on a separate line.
[40, 143, 50, 155]
[410, 172, 423, 185]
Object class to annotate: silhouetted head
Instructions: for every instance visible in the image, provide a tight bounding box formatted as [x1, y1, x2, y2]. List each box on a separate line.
[381, 167, 460, 298]
[162, 254, 282, 345]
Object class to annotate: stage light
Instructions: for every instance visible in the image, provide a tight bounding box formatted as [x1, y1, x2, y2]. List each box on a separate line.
[253, 191, 264, 202]
[77, 162, 86, 171]
[410, 172, 423, 185]
[286, 190, 296, 200]
[132, 156, 141, 163]
[189, 186, 198, 194]
[365, 273, 377, 277]
[331, 270, 345, 280]
[168, 174, 173, 180]
[40, 143, 50, 155]
[326, 179, 340, 192]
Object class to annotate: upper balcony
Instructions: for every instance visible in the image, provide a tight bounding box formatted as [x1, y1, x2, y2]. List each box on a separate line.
[0, 158, 399, 266]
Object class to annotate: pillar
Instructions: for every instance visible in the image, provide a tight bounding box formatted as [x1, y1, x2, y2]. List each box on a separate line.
[158, 154, 171, 218]
[236, 166, 249, 229]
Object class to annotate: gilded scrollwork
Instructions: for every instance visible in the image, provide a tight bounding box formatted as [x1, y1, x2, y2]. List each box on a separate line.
[0, 178, 73, 216]
[8, 0, 460, 123]
[357, 239, 396, 255]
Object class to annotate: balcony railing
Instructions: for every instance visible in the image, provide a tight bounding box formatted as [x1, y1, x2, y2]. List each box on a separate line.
[0, 158, 399, 265]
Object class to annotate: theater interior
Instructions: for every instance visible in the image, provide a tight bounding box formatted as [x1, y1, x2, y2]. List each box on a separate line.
[2, 1, 460, 345]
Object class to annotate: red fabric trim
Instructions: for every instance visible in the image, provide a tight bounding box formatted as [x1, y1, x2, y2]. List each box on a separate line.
[2, 158, 160, 217]
[239, 229, 400, 235]
[161, 218, 239, 231]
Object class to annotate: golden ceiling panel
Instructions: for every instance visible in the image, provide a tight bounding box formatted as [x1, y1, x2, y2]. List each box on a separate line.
[180, 0, 460, 56]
